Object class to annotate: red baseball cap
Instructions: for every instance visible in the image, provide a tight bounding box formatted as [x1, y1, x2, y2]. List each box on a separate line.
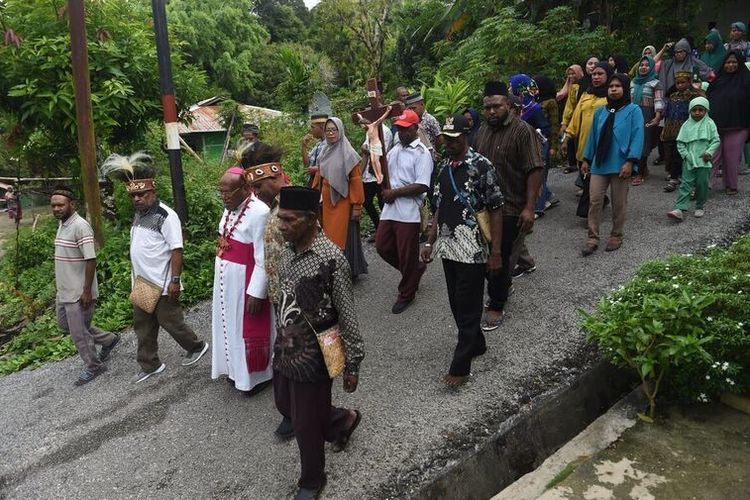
[393, 109, 420, 128]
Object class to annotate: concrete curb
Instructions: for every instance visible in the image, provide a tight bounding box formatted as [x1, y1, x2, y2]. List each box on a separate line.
[412, 361, 636, 500]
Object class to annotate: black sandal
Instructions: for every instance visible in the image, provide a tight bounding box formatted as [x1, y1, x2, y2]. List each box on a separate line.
[332, 410, 361, 453]
[663, 183, 677, 192]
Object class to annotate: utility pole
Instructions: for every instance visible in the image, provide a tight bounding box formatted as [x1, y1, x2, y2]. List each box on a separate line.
[68, 0, 105, 246]
[151, 0, 188, 223]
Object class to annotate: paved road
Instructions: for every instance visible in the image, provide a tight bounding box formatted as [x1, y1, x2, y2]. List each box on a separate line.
[1, 169, 748, 499]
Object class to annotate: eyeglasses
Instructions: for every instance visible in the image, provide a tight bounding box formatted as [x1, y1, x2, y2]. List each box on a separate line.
[324, 128, 338, 134]
[217, 186, 243, 198]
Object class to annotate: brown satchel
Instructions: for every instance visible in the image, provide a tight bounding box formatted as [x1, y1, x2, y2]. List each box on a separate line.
[129, 261, 170, 314]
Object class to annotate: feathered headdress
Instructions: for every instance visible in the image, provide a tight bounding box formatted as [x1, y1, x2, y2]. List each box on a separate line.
[240, 142, 283, 170]
[309, 91, 332, 123]
[100, 151, 156, 193]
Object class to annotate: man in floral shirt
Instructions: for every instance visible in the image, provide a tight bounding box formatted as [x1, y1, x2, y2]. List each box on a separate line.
[421, 114, 504, 387]
[273, 186, 364, 500]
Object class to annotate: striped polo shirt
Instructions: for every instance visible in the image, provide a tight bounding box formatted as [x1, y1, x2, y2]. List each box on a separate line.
[55, 212, 98, 303]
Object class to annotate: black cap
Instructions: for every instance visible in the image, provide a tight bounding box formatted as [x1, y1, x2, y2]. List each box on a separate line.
[279, 186, 320, 212]
[405, 92, 424, 105]
[484, 81, 508, 97]
[440, 114, 470, 137]
[242, 123, 260, 134]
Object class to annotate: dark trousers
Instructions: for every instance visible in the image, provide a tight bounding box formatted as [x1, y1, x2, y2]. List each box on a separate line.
[273, 372, 351, 489]
[375, 220, 425, 302]
[486, 215, 519, 312]
[363, 182, 382, 229]
[443, 260, 486, 376]
[663, 141, 683, 180]
[133, 296, 203, 372]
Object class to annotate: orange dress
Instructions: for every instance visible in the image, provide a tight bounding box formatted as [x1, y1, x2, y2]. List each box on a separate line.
[314, 166, 365, 250]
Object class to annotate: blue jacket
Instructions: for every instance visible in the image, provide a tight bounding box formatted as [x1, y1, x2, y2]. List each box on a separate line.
[584, 103, 645, 175]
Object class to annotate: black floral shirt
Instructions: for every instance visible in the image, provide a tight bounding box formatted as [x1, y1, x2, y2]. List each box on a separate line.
[274, 232, 364, 382]
[432, 148, 504, 264]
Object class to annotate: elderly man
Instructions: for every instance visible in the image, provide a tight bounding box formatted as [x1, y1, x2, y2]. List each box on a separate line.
[211, 166, 272, 395]
[395, 86, 410, 105]
[273, 186, 364, 500]
[376, 109, 433, 314]
[101, 152, 209, 383]
[474, 82, 544, 332]
[52, 186, 119, 385]
[404, 92, 441, 153]
[421, 114, 504, 387]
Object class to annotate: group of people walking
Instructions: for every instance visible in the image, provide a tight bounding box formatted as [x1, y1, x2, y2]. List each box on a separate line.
[48, 20, 749, 500]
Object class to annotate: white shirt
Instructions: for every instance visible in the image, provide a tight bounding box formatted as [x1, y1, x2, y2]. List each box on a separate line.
[130, 201, 183, 295]
[381, 138, 433, 223]
[361, 124, 393, 183]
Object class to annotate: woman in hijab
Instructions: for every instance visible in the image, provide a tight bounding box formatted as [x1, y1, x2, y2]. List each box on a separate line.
[707, 51, 750, 195]
[658, 38, 711, 92]
[608, 54, 629, 73]
[563, 61, 613, 216]
[630, 55, 664, 185]
[701, 31, 727, 72]
[629, 45, 659, 77]
[559, 64, 585, 173]
[462, 107, 481, 147]
[314, 117, 368, 274]
[581, 73, 644, 256]
[534, 74, 561, 212]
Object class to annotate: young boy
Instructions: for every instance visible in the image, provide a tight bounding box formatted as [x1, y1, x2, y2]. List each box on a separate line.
[661, 70, 705, 192]
[667, 97, 720, 221]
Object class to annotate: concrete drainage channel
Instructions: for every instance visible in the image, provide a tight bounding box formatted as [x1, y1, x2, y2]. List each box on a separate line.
[413, 360, 636, 500]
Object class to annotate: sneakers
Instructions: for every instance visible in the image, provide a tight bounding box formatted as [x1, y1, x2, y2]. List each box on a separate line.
[391, 299, 413, 314]
[694, 209, 705, 218]
[74, 365, 108, 386]
[181, 342, 209, 366]
[133, 363, 166, 383]
[99, 334, 121, 362]
[511, 265, 536, 278]
[667, 209, 684, 221]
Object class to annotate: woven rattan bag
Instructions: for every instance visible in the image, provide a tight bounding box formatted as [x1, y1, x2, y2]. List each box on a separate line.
[129, 275, 163, 314]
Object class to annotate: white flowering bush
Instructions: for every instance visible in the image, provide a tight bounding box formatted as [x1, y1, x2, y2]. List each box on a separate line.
[582, 235, 750, 418]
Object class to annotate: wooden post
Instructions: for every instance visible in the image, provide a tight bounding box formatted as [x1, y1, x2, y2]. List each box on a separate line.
[68, 0, 105, 246]
[352, 78, 403, 190]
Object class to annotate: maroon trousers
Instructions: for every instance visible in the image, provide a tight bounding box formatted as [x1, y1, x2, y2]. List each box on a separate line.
[375, 220, 425, 302]
[273, 371, 350, 490]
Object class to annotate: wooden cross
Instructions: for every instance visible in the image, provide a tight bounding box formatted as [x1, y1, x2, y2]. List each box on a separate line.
[352, 78, 403, 190]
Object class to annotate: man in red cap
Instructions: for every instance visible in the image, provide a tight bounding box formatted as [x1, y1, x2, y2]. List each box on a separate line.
[375, 109, 434, 314]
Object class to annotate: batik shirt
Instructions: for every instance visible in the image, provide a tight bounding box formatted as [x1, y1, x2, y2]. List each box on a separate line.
[432, 148, 504, 264]
[420, 111, 442, 148]
[274, 232, 364, 382]
[263, 203, 283, 305]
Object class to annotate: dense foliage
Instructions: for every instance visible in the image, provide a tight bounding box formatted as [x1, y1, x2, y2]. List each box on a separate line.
[583, 237, 750, 417]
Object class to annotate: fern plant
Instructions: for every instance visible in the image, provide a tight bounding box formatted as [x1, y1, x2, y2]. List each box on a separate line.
[420, 72, 473, 121]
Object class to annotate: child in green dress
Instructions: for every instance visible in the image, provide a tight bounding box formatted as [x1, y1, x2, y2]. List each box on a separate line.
[667, 96, 721, 221]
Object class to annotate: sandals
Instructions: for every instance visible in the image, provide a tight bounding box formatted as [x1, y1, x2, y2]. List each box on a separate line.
[332, 410, 361, 453]
[562, 165, 578, 174]
[663, 182, 677, 193]
[631, 176, 643, 186]
[481, 311, 504, 332]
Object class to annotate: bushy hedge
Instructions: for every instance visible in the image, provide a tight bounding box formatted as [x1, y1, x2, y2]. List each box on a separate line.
[583, 235, 750, 417]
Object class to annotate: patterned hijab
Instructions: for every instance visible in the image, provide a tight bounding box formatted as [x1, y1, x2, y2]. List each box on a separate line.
[509, 74, 541, 122]
[318, 117, 361, 206]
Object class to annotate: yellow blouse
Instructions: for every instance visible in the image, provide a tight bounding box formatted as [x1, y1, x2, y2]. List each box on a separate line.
[565, 93, 608, 161]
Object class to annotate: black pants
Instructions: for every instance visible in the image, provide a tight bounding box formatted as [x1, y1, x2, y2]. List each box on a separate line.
[486, 215, 519, 312]
[443, 260, 486, 376]
[273, 372, 351, 490]
[663, 141, 683, 180]
[363, 181, 382, 229]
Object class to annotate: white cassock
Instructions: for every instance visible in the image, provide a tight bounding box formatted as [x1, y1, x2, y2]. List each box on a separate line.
[211, 194, 274, 391]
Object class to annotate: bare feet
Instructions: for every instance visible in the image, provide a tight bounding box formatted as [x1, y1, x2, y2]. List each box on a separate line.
[444, 374, 469, 388]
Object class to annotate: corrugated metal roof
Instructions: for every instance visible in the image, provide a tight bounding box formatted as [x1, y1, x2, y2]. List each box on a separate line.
[178, 98, 284, 135]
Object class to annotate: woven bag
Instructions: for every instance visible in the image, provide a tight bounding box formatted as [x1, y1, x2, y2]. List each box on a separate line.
[129, 275, 163, 314]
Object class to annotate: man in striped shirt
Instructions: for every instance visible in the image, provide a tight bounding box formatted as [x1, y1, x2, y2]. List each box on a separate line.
[52, 187, 119, 386]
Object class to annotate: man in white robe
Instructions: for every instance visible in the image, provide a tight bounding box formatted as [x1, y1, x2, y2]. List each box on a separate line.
[211, 167, 273, 394]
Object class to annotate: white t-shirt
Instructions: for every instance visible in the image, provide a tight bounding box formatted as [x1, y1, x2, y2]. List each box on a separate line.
[361, 125, 393, 183]
[381, 138, 433, 223]
[130, 201, 183, 295]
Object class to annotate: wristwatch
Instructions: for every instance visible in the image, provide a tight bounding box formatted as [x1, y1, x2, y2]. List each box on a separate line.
[171, 276, 181, 284]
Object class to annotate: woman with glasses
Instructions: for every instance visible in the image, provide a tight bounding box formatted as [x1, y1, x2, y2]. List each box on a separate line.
[313, 117, 368, 277]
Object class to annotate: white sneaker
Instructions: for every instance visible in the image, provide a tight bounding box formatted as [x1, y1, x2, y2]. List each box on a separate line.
[181, 342, 209, 366]
[667, 209, 684, 221]
[694, 209, 705, 218]
[134, 363, 166, 383]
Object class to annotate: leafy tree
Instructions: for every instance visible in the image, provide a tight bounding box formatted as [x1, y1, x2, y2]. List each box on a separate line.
[254, 0, 309, 43]
[0, 0, 207, 174]
[167, 0, 269, 101]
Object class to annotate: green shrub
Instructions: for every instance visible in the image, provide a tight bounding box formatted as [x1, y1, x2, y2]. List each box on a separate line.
[582, 236, 750, 418]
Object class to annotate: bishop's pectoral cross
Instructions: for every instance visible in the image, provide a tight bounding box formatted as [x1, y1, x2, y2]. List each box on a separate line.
[352, 78, 403, 190]
[217, 236, 230, 258]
